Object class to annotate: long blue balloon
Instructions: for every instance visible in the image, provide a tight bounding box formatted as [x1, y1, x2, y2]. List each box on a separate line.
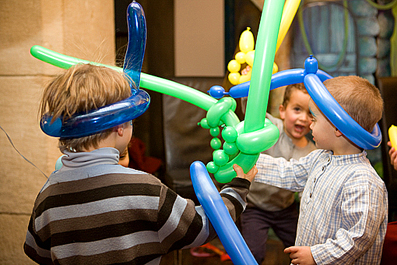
[216, 56, 381, 150]
[225, 68, 333, 99]
[40, 1, 150, 138]
[190, 161, 258, 265]
[123, 1, 146, 88]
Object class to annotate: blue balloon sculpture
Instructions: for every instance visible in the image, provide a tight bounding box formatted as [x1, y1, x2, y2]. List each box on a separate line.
[302, 56, 381, 150]
[40, 1, 150, 138]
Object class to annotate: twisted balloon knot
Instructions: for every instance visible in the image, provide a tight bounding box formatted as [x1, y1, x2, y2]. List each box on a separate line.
[199, 98, 279, 179]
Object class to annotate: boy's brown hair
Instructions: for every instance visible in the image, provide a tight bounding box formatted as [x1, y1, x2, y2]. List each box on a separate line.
[323, 76, 383, 132]
[39, 64, 132, 152]
[282, 83, 308, 107]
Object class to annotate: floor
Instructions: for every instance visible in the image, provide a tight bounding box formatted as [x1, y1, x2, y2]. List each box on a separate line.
[160, 234, 291, 265]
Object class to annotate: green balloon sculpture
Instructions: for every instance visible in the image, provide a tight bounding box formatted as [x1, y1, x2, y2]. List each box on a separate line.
[30, 0, 284, 183]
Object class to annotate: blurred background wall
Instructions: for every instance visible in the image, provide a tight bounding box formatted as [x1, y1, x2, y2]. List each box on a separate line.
[0, 1, 115, 263]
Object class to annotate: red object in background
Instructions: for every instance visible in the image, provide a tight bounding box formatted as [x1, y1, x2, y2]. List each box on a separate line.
[190, 242, 231, 262]
[381, 221, 397, 265]
[128, 137, 162, 174]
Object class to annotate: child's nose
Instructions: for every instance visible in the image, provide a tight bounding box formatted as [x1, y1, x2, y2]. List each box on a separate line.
[299, 112, 311, 122]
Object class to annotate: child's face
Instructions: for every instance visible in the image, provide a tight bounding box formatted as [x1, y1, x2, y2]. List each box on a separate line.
[118, 147, 130, 167]
[279, 89, 312, 142]
[309, 101, 336, 150]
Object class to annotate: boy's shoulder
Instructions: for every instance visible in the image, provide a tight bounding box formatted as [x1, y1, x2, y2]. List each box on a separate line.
[332, 152, 386, 189]
[265, 112, 282, 128]
[92, 164, 162, 185]
[50, 162, 159, 188]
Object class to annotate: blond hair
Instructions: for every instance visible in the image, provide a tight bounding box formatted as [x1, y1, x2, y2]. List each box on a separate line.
[323, 76, 383, 132]
[39, 64, 132, 152]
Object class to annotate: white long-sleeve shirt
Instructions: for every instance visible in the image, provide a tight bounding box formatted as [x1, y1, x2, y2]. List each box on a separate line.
[255, 149, 388, 264]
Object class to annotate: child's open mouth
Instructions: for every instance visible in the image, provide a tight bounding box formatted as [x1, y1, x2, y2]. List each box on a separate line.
[295, 124, 305, 133]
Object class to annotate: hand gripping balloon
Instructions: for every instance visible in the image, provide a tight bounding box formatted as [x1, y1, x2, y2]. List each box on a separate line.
[201, 0, 286, 183]
[40, 1, 150, 138]
[191, 2, 302, 263]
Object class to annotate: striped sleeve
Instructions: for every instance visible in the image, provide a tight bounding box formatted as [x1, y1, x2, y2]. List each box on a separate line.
[24, 216, 53, 265]
[155, 177, 250, 252]
[156, 185, 208, 252]
[220, 178, 250, 220]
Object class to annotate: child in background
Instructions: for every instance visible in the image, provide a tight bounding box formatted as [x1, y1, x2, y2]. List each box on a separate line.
[255, 76, 388, 265]
[240, 83, 316, 264]
[23, 64, 258, 265]
[118, 146, 130, 167]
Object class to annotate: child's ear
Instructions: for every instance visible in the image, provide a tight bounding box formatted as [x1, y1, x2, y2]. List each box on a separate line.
[115, 125, 124, 136]
[335, 128, 343, 137]
[279, 104, 286, 120]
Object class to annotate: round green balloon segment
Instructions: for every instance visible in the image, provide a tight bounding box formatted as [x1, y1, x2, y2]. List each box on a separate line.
[222, 126, 238, 143]
[210, 138, 222, 150]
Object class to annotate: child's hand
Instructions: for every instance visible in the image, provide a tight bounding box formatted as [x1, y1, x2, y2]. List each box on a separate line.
[388, 141, 397, 171]
[233, 164, 257, 182]
[284, 246, 316, 265]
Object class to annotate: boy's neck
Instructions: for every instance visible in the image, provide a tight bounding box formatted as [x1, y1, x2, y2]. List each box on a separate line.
[81, 132, 119, 153]
[331, 137, 363, 156]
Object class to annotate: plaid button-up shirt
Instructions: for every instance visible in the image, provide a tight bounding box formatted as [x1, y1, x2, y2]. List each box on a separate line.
[255, 149, 388, 264]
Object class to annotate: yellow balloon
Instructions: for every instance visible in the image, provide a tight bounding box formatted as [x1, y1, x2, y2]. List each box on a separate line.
[389, 125, 397, 148]
[228, 72, 241, 85]
[245, 50, 255, 67]
[235, 52, 246, 64]
[276, 0, 301, 52]
[225, 0, 300, 85]
[239, 27, 255, 53]
[272, 63, 278, 74]
[227, 60, 241, 73]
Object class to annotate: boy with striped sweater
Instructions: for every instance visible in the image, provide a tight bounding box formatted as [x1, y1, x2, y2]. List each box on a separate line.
[24, 64, 257, 265]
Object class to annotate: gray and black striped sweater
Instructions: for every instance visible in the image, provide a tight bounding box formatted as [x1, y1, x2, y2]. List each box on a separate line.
[24, 147, 250, 264]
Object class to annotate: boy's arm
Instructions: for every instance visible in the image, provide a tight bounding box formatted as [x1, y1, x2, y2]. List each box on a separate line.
[255, 150, 321, 192]
[310, 174, 388, 264]
[24, 216, 52, 264]
[157, 165, 256, 251]
[218, 165, 257, 221]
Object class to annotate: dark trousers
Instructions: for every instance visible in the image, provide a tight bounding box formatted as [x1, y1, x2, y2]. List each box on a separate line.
[240, 202, 298, 264]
